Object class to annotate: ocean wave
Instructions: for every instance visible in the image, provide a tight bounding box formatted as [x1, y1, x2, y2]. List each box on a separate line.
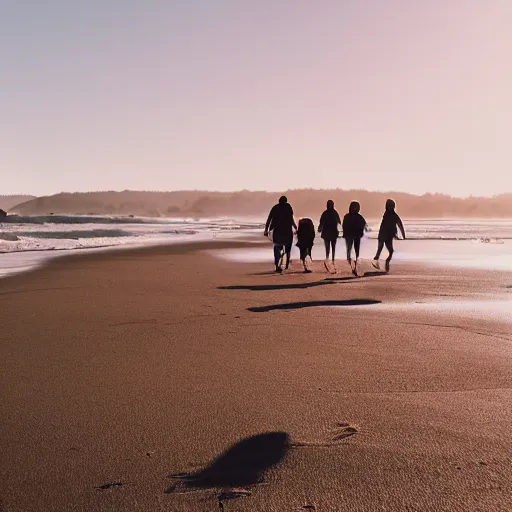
[0, 244, 113, 255]
[364, 235, 510, 242]
[0, 233, 19, 241]
[1, 214, 265, 228]
[12, 229, 133, 239]
[160, 229, 198, 235]
[1, 214, 266, 229]
[2, 215, 170, 225]
[475, 237, 505, 244]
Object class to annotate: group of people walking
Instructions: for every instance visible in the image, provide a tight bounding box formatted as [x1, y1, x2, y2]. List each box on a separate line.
[264, 196, 406, 275]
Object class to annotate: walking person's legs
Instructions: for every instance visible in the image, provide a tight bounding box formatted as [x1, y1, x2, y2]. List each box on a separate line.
[300, 247, 312, 273]
[384, 238, 394, 272]
[372, 239, 385, 269]
[354, 238, 361, 259]
[374, 239, 384, 260]
[352, 238, 361, 276]
[331, 239, 337, 263]
[273, 244, 284, 272]
[346, 238, 354, 262]
[324, 239, 330, 260]
[299, 247, 307, 265]
[284, 243, 292, 269]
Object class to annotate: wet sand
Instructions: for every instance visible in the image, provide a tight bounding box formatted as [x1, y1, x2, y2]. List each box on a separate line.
[1, 239, 511, 511]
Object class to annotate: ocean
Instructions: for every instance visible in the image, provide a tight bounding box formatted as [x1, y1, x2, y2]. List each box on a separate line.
[1, 215, 512, 277]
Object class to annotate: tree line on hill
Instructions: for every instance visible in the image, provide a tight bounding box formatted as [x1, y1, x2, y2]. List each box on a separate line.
[6, 190, 512, 219]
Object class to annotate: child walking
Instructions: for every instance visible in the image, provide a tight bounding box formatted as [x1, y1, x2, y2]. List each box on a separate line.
[296, 217, 315, 273]
[318, 200, 341, 271]
[372, 199, 406, 272]
[342, 201, 367, 277]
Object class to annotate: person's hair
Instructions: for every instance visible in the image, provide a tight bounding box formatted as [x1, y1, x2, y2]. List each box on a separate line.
[349, 201, 360, 214]
[279, 196, 288, 203]
[326, 199, 334, 209]
[385, 198, 396, 210]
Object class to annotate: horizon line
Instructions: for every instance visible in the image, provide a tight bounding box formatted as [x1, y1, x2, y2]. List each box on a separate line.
[4, 188, 512, 201]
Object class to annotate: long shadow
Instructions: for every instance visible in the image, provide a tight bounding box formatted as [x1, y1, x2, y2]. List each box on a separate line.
[219, 271, 388, 291]
[326, 271, 387, 281]
[246, 270, 311, 276]
[248, 299, 381, 312]
[218, 280, 334, 291]
[166, 432, 289, 493]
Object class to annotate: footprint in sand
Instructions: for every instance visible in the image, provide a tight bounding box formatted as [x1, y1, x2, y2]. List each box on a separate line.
[331, 422, 359, 442]
[291, 423, 359, 448]
[217, 488, 252, 509]
[95, 482, 123, 490]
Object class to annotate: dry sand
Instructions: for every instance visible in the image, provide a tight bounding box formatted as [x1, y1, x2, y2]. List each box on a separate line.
[1, 239, 511, 511]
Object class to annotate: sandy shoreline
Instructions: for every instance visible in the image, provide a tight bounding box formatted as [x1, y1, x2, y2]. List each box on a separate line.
[1, 239, 511, 511]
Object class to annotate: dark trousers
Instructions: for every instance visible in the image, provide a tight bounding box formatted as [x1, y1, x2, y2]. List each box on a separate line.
[299, 246, 312, 262]
[323, 238, 337, 259]
[345, 237, 361, 260]
[274, 243, 292, 268]
[375, 238, 394, 260]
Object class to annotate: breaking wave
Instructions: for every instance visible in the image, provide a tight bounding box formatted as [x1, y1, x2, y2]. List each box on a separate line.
[2, 215, 177, 225]
[0, 233, 19, 241]
[399, 236, 507, 242]
[11, 229, 133, 239]
[0, 215, 263, 258]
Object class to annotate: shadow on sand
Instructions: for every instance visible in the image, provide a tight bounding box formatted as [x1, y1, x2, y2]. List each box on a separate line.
[218, 280, 334, 291]
[166, 432, 289, 495]
[325, 271, 388, 281]
[248, 299, 381, 312]
[219, 271, 388, 291]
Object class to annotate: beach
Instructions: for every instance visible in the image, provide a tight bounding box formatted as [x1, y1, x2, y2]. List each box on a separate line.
[1, 238, 511, 511]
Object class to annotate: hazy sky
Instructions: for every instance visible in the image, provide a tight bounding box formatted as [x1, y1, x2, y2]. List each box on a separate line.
[2, 1, 512, 197]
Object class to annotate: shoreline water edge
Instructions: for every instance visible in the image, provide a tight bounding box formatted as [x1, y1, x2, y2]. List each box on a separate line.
[1, 216, 512, 278]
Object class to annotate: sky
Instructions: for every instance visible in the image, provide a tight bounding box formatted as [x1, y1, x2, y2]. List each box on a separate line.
[1, 0, 512, 198]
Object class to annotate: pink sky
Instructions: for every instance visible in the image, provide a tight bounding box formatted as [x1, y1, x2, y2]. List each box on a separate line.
[1, 0, 512, 197]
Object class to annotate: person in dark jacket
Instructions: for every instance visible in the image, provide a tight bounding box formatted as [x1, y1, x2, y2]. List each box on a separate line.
[264, 196, 297, 273]
[318, 200, 341, 267]
[296, 217, 315, 273]
[372, 199, 406, 272]
[342, 201, 367, 276]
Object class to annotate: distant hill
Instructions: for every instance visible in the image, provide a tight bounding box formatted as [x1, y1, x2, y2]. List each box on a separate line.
[0, 195, 36, 211]
[9, 190, 512, 219]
